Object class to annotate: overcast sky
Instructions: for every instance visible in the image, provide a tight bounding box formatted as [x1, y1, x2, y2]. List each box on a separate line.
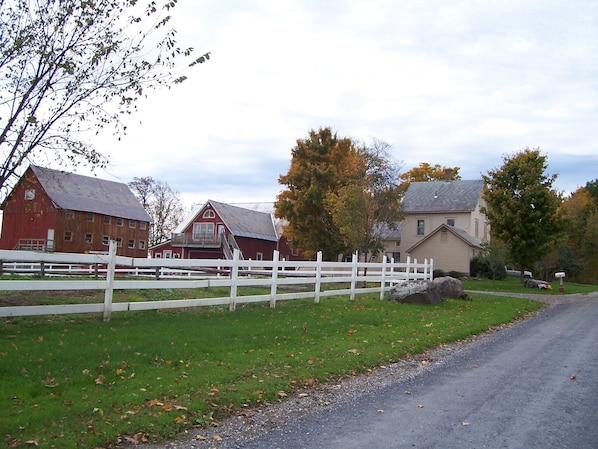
[90, 0, 597, 209]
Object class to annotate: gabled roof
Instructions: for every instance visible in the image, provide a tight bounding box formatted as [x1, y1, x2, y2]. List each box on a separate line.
[28, 165, 151, 222]
[407, 223, 481, 253]
[402, 180, 485, 213]
[181, 200, 278, 242]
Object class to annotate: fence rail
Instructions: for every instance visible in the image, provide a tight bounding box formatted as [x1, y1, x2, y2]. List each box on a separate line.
[0, 242, 433, 320]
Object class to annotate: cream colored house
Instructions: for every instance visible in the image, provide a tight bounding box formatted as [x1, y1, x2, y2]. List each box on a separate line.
[395, 179, 489, 274]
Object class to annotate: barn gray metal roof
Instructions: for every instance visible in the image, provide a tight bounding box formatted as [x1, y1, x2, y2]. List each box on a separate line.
[30, 165, 151, 222]
[206, 200, 278, 242]
[401, 180, 485, 213]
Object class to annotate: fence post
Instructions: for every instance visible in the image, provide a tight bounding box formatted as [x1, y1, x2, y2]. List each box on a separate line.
[379, 255, 387, 300]
[230, 249, 239, 311]
[406, 256, 411, 280]
[314, 251, 322, 304]
[413, 258, 418, 279]
[424, 258, 429, 280]
[350, 252, 358, 300]
[270, 250, 279, 308]
[430, 259, 434, 279]
[103, 240, 117, 322]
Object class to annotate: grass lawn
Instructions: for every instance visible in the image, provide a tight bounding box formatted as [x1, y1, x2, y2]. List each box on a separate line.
[463, 276, 597, 295]
[0, 289, 548, 449]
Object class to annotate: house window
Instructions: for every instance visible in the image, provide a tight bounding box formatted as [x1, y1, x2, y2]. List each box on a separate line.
[115, 237, 122, 247]
[24, 189, 35, 200]
[139, 222, 147, 230]
[102, 235, 110, 246]
[164, 250, 172, 258]
[104, 216, 111, 224]
[66, 210, 74, 219]
[64, 230, 72, 241]
[203, 210, 215, 218]
[129, 220, 136, 228]
[417, 219, 425, 236]
[446, 218, 455, 226]
[256, 252, 263, 261]
[174, 253, 180, 258]
[193, 222, 214, 240]
[86, 213, 94, 222]
[128, 239, 135, 248]
[155, 253, 162, 258]
[85, 233, 92, 243]
[138, 240, 146, 250]
[475, 219, 479, 239]
[116, 218, 123, 226]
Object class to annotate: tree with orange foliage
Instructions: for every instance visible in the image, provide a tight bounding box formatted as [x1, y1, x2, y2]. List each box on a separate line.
[275, 127, 357, 259]
[398, 163, 461, 193]
[557, 187, 598, 282]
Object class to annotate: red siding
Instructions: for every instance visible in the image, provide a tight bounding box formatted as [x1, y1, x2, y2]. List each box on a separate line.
[0, 167, 150, 257]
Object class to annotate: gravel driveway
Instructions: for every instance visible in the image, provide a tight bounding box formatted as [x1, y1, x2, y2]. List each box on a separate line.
[147, 291, 598, 449]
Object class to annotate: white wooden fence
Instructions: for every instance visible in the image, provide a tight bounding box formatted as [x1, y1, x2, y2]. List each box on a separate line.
[0, 242, 433, 321]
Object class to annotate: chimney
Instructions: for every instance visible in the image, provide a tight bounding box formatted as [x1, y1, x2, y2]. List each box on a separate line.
[444, 168, 452, 182]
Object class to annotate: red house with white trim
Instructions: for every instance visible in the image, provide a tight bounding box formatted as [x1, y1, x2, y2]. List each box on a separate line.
[150, 200, 306, 262]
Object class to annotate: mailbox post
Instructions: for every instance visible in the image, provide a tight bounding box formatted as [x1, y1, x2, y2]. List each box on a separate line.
[555, 271, 566, 292]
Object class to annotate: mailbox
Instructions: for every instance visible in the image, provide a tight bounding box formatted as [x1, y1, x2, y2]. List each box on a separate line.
[555, 272, 566, 278]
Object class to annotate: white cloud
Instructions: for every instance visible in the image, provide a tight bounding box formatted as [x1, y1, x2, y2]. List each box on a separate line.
[80, 0, 597, 207]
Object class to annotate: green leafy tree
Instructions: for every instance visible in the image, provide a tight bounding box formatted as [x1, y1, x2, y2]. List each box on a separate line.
[481, 148, 565, 278]
[584, 179, 598, 206]
[128, 176, 185, 247]
[0, 0, 210, 199]
[326, 138, 403, 261]
[275, 127, 356, 259]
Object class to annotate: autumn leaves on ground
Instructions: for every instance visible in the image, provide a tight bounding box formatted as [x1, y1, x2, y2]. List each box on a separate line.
[0, 286, 548, 449]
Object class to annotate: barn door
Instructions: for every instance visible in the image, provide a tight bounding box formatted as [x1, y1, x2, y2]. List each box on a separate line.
[46, 229, 55, 251]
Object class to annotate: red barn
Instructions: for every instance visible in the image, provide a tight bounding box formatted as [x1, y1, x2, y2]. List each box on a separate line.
[150, 200, 283, 260]
[0, 165, 151, 257]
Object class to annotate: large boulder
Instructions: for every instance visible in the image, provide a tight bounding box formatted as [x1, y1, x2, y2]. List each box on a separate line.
[388, 281, 442, 305]
[433, 276, 467, 299]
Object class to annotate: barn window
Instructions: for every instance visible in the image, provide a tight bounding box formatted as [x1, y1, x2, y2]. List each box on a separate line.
[64, 230, 72, 241]
[203, 210, 215, 218]
[66, 210, 74, 219]
[102, 235, 110, 246]
[86, 213, 94, 222]
[256, 252, 264, 261]
[129, 220, 136, 228]
[128, 239, 135, 248]
[116, 218, 123, 226]
[138, 240, 146, 250]
[85, 233, 92, 243]
[103, 216, 111, 224]
[140, 222, 147, 230]
[24, 189, 35, 200]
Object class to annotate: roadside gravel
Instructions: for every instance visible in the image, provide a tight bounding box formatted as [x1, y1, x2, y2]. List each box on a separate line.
[139, 291, 592, 449]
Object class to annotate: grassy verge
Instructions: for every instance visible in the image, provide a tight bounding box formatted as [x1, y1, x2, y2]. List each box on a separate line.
[463, 276, 598, 295]
[1, 291, 544, 448]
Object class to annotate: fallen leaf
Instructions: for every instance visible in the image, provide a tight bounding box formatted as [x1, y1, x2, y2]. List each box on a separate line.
[195, 435, 206, 441]
[377, 409, 385, 413]
[24, 439, 39, 446]
[213, 435, 223, 441]
[462, 421, 470, 426]
[278, 391, 288, 398]
[404, 391, 412, 395]
[347, 348, 361, 355]
[417, 404, 424, 408]
[570, 374, 576, 380]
